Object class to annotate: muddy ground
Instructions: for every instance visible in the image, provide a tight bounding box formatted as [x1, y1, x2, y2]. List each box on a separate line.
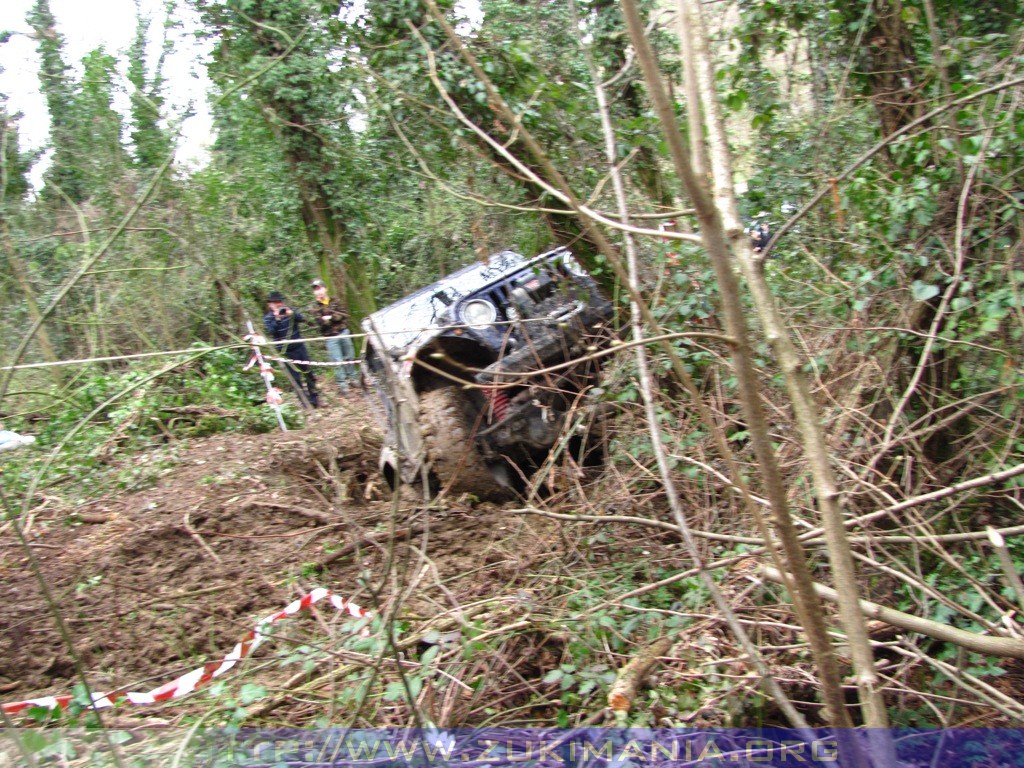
[4, 391, 1021, 730]
[0, 390, 568, 724]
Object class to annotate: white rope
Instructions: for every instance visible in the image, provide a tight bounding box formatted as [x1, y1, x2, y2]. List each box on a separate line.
[264, 356, 360, 368]
[0, 343, 245, 372]
[0, 316, 564, 373]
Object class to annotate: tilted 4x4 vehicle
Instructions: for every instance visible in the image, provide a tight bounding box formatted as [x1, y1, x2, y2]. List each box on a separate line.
[362, 247, 615, 497]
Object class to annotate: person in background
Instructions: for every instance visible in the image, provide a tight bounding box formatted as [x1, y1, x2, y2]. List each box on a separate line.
[748, 212, 771, 253]
[310, 278, 358, 396]
[264, 291, 319, 409]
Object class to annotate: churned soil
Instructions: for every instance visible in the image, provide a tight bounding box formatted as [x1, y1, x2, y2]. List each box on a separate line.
[0, 390, 550, 720]
[10, 386, 1015, 732]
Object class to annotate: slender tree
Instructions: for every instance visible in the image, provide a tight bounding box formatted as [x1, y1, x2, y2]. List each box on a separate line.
[127, 14, 173, 169]
[0, 105, 62, 378]
[27, 0, 85, 204]
[194, 0, 376, 319]
[77, 49, 131, 203]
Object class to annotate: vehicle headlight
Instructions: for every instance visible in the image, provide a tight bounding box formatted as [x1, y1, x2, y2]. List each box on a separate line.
[461, 299, 497, 328]
[561, 254, 588, 278]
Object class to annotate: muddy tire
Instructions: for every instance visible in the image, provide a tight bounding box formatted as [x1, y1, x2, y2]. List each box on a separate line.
[418, 386, 506, 499]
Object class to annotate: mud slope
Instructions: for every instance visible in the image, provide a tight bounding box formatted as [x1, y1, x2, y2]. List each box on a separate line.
[0, 393, 547, 712]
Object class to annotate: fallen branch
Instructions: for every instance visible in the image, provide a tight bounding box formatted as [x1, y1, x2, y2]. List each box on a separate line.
[987, 527, 1024, 611]
[183, 511, 221, 564]
[241, 498, 338, 524]
[514, 504, 1024, 546]
[318, 524, 424, 567]
[0, 541, 61, 549]
[760, 565, 1024, 660]
[244, 602, 491, 721]
[159, 405, 236, 417]
[76, 512, 113, 524]
[607, 636, 673, 713]
[68, 585, 236, 623]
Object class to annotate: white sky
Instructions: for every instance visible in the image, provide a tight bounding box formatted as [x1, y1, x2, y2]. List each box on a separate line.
[0, 0, 213, 173]
[0, 0, 484, 184]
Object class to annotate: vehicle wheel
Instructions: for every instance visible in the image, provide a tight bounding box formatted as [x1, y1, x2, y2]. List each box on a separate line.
[418, 386, 508, 499]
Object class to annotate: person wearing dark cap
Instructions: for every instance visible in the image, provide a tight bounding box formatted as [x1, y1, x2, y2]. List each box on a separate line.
[264, 291, 319, 408]
[310, 278, 357, 395]
[748, 214, 771, 254]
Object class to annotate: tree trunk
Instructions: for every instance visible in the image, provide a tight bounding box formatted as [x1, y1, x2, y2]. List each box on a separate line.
[1, 225, 63, 385]
[679, 0, 896, 751]
[865, 0, 925, 144]
[622, 0, 884, 756]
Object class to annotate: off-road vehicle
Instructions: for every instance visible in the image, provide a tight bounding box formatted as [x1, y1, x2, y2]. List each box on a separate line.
[362, 246, 615, 497]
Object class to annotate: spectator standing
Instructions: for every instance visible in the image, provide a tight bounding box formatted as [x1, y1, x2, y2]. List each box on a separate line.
[310, 278, 358, 395]
[264, 291, 319, 409]
[748, 213, 771, 254]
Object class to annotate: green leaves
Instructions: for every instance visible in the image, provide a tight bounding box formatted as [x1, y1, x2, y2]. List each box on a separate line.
[723, 88, 749, 111]
[238, 682, 268, 705]
[911, 280, 941, 302]
[0, 348, 298, 502]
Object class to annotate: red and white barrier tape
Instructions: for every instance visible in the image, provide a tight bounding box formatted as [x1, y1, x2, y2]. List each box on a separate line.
[243, 327, 289, 431]
[266, 386, 284, 406]
[1, 587, 371, 716]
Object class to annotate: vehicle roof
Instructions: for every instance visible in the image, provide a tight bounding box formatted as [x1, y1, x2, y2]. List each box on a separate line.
[361, 247, 567, 355]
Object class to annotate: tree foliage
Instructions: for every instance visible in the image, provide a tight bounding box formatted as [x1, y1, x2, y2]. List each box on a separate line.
[1, 0, 1022, 729]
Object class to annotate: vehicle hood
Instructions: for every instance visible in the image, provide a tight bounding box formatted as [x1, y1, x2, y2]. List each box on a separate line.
[361, 249, 559, 357]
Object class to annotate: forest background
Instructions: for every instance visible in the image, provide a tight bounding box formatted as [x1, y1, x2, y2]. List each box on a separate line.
[1, 0, 1023, 741]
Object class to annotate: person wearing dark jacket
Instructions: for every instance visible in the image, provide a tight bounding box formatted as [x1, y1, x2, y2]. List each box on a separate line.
[263, 291, 319, 408]
[310, 278, 357, 394]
